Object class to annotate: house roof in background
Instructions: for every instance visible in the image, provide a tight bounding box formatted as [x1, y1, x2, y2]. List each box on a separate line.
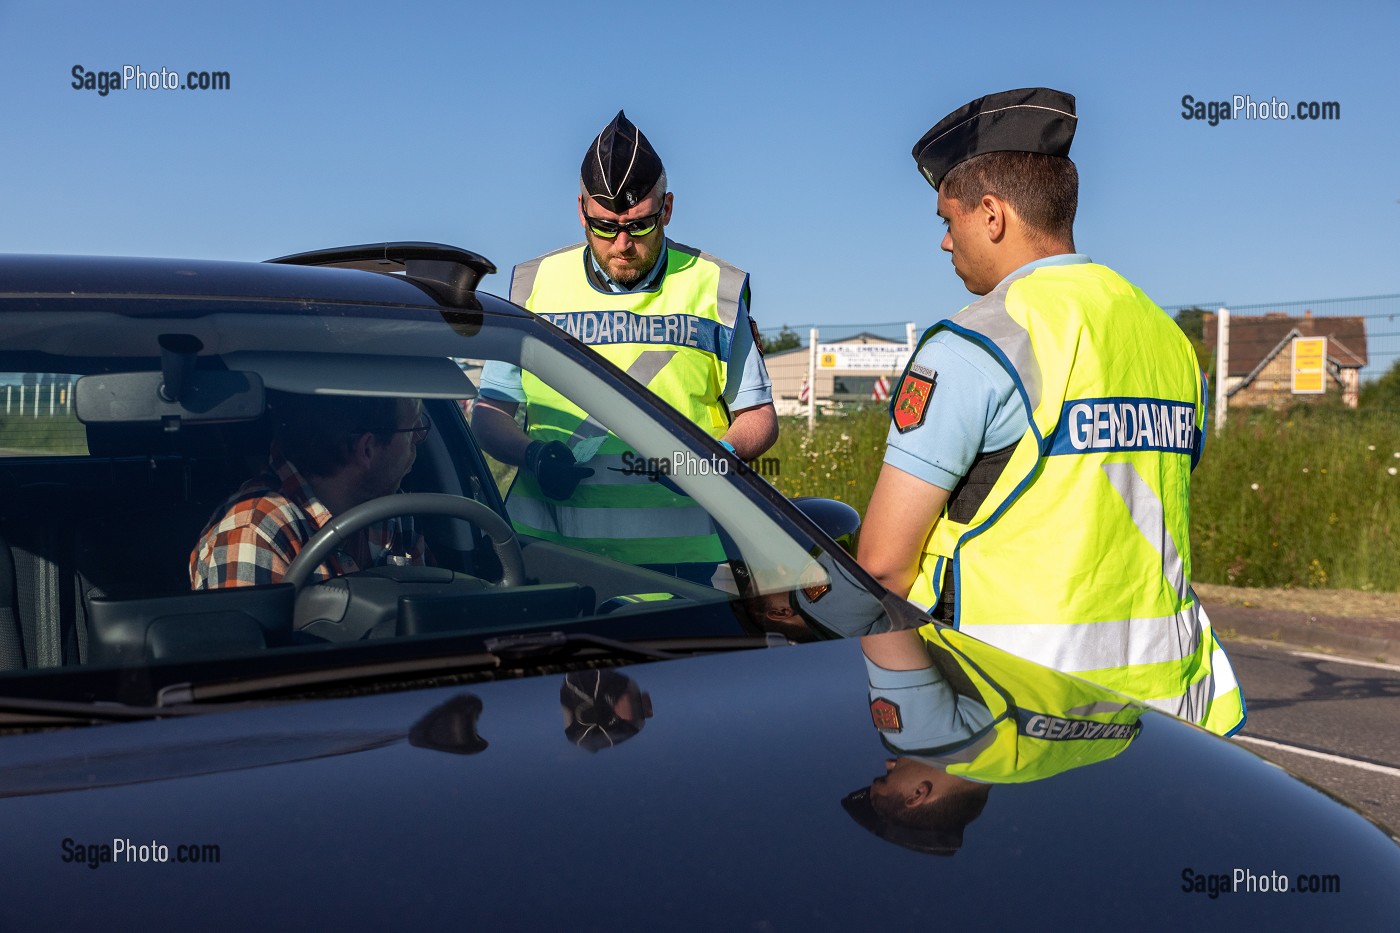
[1204, 312, 1368, 374]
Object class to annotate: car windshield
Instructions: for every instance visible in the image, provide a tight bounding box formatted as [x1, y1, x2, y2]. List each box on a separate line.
[0, 256, 905, 708]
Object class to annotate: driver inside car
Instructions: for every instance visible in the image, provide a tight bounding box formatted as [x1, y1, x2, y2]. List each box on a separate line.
[190, 392, 430, 589]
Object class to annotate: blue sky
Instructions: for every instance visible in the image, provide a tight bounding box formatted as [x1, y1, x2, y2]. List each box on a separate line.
[2, 0, 1396, 360]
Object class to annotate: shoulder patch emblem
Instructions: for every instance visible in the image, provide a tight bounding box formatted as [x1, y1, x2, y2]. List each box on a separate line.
[748, 317, 765, 356]
[799, 564, 830, 603]
[870, 697, 903, 733]
[893, 371, 936, 433]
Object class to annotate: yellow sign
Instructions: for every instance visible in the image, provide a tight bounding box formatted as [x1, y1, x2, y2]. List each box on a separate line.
[1291, 336, 1327, 394]
[819, 352, 837, 368]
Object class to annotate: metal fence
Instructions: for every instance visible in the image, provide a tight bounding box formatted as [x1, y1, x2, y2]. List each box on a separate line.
[757, 320, 914, 350]
[1162, 294, 1400, 383]
[2, 379, 76, 418]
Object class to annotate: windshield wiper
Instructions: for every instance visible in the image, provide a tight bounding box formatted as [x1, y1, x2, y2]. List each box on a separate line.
[0, 695, 207, 726]
[483, 631, 683, 661]
[154, 632, 786, 708]
[155, 649, 503, 706]
[484, 631, 792, 662]
[0, 633, 788, 727]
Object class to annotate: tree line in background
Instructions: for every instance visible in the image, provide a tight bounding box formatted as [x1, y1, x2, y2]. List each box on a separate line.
[760, 325, 803, 354]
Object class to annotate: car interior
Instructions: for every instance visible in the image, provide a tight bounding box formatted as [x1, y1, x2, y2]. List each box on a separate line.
[0, 243, 857, 676]
[0, 364, 799, 673]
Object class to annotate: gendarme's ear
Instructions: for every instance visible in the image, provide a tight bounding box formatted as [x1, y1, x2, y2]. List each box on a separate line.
[660, 191, 674, 225]
[982, 194, 1008, 243]
[907, 779, 936, 809]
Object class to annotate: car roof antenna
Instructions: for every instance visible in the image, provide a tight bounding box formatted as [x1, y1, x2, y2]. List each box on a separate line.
[158, 333, 204, 404]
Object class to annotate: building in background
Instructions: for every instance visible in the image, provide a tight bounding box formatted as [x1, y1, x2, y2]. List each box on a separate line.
[1204, 312, 1368, 409]
[765, 333, 910, 415]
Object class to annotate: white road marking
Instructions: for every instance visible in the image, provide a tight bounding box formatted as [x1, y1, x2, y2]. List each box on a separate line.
[1234, 734, 1400, 778]
[1283, 648, 1400, 675]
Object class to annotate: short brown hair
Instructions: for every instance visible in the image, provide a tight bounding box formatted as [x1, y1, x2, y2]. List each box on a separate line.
[940, 151, 1078, 243]
[269, 391, 400, 477]
[873, 778, 991, 838]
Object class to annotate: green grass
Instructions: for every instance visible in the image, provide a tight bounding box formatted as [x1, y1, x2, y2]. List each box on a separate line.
[767, 405, 890, 514]
[768, 402, 1400, 593]
[0, 413, 88, 455]
[1190, 405, 1400, 591]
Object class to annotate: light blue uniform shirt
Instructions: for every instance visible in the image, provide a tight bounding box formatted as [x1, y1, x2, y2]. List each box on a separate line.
[480, 247, 773, 410]
[865, 656, 994, 752]
[884, 254, 1091, 490]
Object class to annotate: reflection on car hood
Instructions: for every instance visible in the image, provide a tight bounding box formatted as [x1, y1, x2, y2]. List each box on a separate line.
[2, 639, 1397, 929]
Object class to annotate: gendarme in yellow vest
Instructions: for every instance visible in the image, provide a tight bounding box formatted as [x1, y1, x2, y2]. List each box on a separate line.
[505, 240, 746, 565]
[903, 262, 1244, 736]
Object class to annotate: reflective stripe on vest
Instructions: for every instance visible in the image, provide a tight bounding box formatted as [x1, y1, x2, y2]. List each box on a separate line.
[905, 263, 1243, 736]
[893, 627, 1145, 784]
[504, 241, 746, 564]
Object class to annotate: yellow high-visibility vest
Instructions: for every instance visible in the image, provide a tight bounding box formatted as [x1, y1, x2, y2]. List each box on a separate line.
[505, 241, 746, 565]
[903, 262, 1244, 736]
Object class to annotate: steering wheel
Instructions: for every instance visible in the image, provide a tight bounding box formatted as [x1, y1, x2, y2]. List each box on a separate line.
[284, 492, 526, 592]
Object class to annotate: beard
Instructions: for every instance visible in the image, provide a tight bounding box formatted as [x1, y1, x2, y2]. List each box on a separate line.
[609, 263, 647, 287]
[592, 235, 665, 287]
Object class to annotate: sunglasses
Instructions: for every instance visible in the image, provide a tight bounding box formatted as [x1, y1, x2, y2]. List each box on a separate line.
[583, 207, 664, 239]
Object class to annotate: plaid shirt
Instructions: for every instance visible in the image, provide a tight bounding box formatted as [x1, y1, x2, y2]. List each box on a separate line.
[190, 453, 425, 589]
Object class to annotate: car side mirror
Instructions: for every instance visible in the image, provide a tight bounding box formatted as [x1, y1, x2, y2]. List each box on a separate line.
[791, 497, 860, 554]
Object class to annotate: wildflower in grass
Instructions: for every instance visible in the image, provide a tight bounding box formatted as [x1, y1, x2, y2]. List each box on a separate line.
[1368, 445, 1377, 451]
[1307, 559, 1328, 587]
[1302, 467, 1309, 473]
[1250, 483, 1259, 491]
[1390, 467, 1398, 477]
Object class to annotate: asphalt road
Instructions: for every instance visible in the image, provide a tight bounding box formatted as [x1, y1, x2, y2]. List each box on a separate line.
[1223, 637, 1400, 832]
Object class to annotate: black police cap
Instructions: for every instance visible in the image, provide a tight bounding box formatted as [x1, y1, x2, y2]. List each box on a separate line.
[560, 670, 649, 753]
[581, 110, 665, 213]
[912, 87, 1077, 190]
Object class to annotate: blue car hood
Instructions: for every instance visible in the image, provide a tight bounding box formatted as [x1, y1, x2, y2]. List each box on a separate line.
[1, 637, 1397, 930]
